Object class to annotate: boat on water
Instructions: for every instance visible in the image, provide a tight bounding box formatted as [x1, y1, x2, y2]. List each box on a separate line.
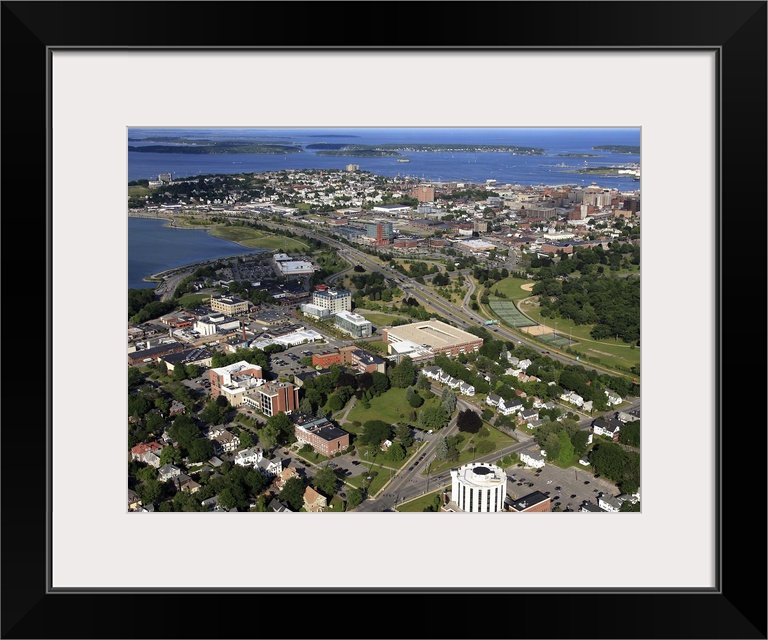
[397, 158, 411, 163]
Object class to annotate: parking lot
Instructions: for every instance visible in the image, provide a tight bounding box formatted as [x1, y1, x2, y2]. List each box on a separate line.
[506, 462, 619, 511]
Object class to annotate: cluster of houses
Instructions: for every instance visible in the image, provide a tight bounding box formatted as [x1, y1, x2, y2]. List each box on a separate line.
[420, 366, 476, 396]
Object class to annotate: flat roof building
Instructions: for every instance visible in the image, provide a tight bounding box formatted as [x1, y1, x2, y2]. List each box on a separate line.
[312, 288, 352, 313]
[382, 319, 482, 358]
[210, 295, 250, 315]
[334, 310, 373, 338]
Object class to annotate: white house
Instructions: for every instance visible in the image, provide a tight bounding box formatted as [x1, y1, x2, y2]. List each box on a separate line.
[234, 446, 262, 467]
[499, 398, 524, 416]
[157, 464, 181, 482]
[598, 495, 622, 512]
[604, 389, 622, 406]
[422, 366, 443, 380]
[519, 447, 546, 468]
[459, 381, 475, 396]
[256, 457, 283, 478]
[592, 417, 621, 441]
[560, 391, 584, 408]
[518, 359, 532, 371]
[486, 393, 502, 407]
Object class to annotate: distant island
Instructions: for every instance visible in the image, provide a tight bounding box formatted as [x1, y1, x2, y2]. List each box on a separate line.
[128, 141, 303, 154]
[592, 145, 640, 154]
[556, 153, 599, 158]
[307, 142, 545, 156]
[576, 166, 634, 175]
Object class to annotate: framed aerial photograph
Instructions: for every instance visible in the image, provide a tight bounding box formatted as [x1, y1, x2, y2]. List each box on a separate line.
[4, 1, 766, 639]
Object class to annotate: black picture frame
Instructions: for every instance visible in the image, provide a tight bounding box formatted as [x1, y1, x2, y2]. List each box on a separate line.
[3, 2, 766, 639]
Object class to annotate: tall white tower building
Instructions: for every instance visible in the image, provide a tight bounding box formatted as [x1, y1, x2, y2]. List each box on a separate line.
[449, 462, 507, 513]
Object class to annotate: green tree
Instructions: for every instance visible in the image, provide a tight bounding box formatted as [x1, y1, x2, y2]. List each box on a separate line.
[172, 363, 188, 381]
[386, 441, 406, 462]
[388, 356, 415, 388]
[571, 430, 590, 457]
[159, 446, 182, 466]
[346, 489, 363, 510]
[239, 431, 254, 449]
[435, 437, 449, 461]
[370, 371, 390, 395]
[417, 375, 432, 391]
[619, 421, 640, 448]
[279, 477, 305, 511]
[408, 391, 424, 408]
[395, 423, 414, 448]
[145, 411, 167, 435]
[138, 478, 163, 505]
[187, 438, 214, 463]
[128, 367, 143, 387]
[456, 409, 482, 434]
[440, 387, 457, 415]
[169, 414, 200, 449]
[360, 420, 392, 447]
[327, 394, 344, 412]
[200, 401, 225, 425]
[557, 430, 576, 466]
[298, 397, 314, 414]
[314, 466, 338, 497]
[265, 411, 295, 446]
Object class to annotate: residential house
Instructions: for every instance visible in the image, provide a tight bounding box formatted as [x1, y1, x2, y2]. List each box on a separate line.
[519, 447, 546, 468]
[201, 496, 228, 512]
[604, 389, 622, 406]
[130, 441, 163, 467]
[597, 495, 622, 513]
[592, 417, 621, 442]
[234, 446, 262, 467]
[508, 356, 519, 366]
[256, 457, 283, 478]
[157, 464, 182, 482]
[486, 393, 502, 407]
[421, 366, 443, 381]
[580, 502, 607, 513]
[303, 486, 327, 512]
[459, 381, 475, 396]
[518, 359, 532, 371]
[127, 489, 142, 512]
[175, 474, 201, 494]
[269, 498, 291, 512]
[498, 397, 523, 416]
[169, 400, 186, 417]
[519, 409, 539, 425]
[560, 391, 584, 407]
[212, 430, 241, 455]
[273, 467, 300, 492]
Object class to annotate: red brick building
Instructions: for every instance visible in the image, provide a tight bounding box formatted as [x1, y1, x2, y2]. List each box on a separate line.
[245, 381, 299, 417]
[509, 491, 551, 512]
[312, 351, 342, 368]
[293, 414, 350, 457]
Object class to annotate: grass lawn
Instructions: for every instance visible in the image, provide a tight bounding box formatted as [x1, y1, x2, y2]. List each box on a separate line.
[361, 340, 388, 354]
[327, 496, 346, 512]
[346, 467, 392, 496]
[428, 425, 517, 475]
[294, 449, 329, 466]
[490, 276, 536, 302]
[357, 312, 408, 327]
[517, 301, 640, 371]
[209, 225, 310, 251]
[128, 185, 153, 197]
[176, 293, 211, 308]
[345, 387, 440, 427]
[396, 489, 444, 512]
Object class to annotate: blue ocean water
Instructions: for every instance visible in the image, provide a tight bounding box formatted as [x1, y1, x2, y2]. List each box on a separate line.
[128, 127, 641, 189]
[129, 217, 266, 290]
